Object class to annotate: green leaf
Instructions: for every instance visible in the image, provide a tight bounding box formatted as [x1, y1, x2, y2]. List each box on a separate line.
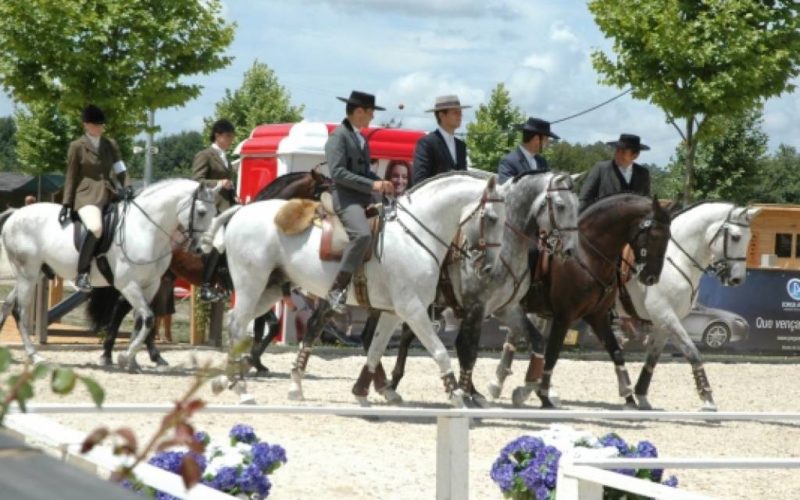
[51, 367, 77, 394]
[0, 348, 11, 372]
[79, 376, 105, 407]
[31, 363, 50, 380]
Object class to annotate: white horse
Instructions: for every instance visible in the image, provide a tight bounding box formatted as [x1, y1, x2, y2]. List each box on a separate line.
[620, 202, 760, 411]
[0, 179, 218, 369]
[212, 172, 507, 405]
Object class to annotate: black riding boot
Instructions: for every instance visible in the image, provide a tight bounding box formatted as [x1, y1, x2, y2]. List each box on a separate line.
[326, 271, 352, 314]
[75, 232, 98, 292]
[199, 249, 224, 302]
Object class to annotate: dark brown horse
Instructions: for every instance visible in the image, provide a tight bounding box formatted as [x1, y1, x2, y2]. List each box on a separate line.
[90, 170, 331, 369]
[490, 194, 671, 408]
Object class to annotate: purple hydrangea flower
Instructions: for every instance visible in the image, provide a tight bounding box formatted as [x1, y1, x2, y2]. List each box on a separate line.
[148, 451, 184, 474]
[663, 475, 679, 488]
[269, 444, 287, 465]
[600, 433, 631, 456]
[535, 485, 551, 500]
[500, 435, 545, 461]
[251, 442, 286, 472]
[229, 424, 258, 445]
[635, 440, 658, 459]
[195, 431, 210, 446]
[154, 492, 181, 500]
[489, 459, 516, 492]
[650, 467, 664, 483]
[211, 466, 239, 491]
[238, 463, 272, 498]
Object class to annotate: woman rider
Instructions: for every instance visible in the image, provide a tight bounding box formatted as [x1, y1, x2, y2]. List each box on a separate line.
[192, 118, 237, 302]
[60, 104, 128, 292]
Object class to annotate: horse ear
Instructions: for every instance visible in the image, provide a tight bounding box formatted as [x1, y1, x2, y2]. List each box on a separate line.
[745, 206, 762, 222]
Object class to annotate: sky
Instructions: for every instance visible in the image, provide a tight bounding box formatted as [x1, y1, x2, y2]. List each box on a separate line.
[1, 0, 799, 167]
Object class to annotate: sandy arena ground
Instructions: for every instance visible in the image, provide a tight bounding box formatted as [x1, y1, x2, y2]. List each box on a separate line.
[10, 345, 800, 499]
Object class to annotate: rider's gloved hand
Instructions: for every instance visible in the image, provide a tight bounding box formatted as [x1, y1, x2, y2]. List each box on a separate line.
[118, 186, 134, 200]
[58, 205, 72, 224]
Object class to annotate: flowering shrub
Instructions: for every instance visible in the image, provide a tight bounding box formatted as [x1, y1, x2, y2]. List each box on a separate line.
[126, 424, 287, 499]
[490, 425, 678, 500]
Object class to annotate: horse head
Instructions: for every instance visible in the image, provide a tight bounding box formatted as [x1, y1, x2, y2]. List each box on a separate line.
[533, 172, 578, 256]
[178, 184, 220, 253]
[707, 205, 760, 286]
[462, 175, 507, 277]
[629, 196, 671, 286]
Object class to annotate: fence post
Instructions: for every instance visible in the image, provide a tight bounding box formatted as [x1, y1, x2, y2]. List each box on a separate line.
[436, 414, 469, 500]
[556, 462, 603, 500]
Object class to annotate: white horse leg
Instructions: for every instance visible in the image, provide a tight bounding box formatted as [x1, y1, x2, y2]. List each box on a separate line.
[397, 298, 464, 407]
[13, 278, 44, 364]
[634, 328, 670, 410]
[352, 314, 402, 406]
[663, 318, 717, 411]
[0, 286, 16, 332]
[117, 284, 158, 373]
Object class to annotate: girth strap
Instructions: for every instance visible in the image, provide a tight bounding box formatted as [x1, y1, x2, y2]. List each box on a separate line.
[353, 267, 370, 308]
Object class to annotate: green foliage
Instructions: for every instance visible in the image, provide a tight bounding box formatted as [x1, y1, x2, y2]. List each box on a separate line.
[0, 116, 17, 171]
[544, 141, 612, 174]
[466, 83, 525, 172]
[206, 61, 305, 146]
[0, 346, 104, 424]
[13, 102, 71, 176]
[754, 145, 800, 204]
[589, 0, 800, 201]
[128, 131, 205, 180]
[0, 0, 235, 166]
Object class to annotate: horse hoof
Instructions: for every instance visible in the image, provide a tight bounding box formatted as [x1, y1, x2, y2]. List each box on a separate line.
[117, 354, 129, 369]
[99, 355, 113, 367]
[471, 392, 491, 409]
[153, 356, 169, 367]
[381, 388, 403, 405]
[511, 386, 533, 407]
[127, 359, 142, 374]
[355, 396, 370, 407]
[287, 387, 304, 401]
[239, 394, 257, 405]
[701, 401, 718, 412]
[487, 381, 503, 400]
[624, 395, 637, 410]
[449, 389, 466, 408]
[211, 376, 227, 395]
[636, 395, 653, 411]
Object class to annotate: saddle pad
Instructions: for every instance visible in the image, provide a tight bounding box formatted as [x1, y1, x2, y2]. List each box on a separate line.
[319, 214, 380, 262]
[73, 202, 118, 255]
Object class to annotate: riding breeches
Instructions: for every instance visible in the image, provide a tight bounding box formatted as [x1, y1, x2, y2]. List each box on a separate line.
[335, 204, 372, 275]
[78, 205, 103, 238]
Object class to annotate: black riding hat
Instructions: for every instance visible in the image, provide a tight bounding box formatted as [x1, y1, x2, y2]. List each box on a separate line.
[514, 117, 560, 140]
[606, 133, 650, 151]
[337, 91, 385, 111]
[81, 104, 106, 124]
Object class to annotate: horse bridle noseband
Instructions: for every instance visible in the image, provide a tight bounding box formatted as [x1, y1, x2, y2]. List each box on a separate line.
[393, 187, 505, 268]
[539, 175, 578, 254]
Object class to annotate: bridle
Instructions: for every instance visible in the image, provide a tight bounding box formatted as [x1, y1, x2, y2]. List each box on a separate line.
[667, 207, 750, 300]
[538, 174, 578, 254]
[625, 214, 670, 274]
[392, 185, 505, 268]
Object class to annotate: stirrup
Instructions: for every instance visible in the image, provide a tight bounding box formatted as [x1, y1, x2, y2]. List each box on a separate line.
[75, 273, 92, 292]
[326, 289, 347, 314]
[199, 285, 225, 303]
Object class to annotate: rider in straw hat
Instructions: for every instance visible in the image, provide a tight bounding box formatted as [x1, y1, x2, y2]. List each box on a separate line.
[323, 91, 394, 314]
[579, 133, 651, 212]
[411, 95, 470, 186]
[497, 117, 559, 184]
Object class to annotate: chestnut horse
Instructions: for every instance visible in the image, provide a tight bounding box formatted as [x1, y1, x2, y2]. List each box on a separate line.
[90, 170, 331, 369]
[490, 194, 671, 408]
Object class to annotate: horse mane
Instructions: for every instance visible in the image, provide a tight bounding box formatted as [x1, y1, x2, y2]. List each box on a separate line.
[580, 192, 650, 219]
[405, 170, 492, 195]
[510, 170, 551, 183]
[255, 172, 319, 202]
[669, 199, 732, 219]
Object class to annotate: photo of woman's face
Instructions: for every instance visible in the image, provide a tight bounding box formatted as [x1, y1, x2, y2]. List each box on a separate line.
[388, 165, 409, 195]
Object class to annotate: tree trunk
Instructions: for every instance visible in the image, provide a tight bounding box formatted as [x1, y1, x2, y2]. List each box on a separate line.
[682, 116, 697, 205]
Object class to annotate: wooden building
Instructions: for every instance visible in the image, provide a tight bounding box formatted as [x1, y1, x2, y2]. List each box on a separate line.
[747, 204, 800, 270]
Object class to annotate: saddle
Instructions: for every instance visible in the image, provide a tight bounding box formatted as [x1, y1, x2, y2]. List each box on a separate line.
[315, 192, 382, 262]
[72, 202, 119, 285]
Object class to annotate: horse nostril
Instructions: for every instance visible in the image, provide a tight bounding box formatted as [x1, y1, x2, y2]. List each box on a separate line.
[646, 275, 657, 286]
[729, 277, 741, 286]
[482, 265, 493, 275]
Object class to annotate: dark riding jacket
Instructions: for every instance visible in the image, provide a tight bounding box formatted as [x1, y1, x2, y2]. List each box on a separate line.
[579, 160, 650, 212]
[412, 129, 467, 186]
[326, 119, 379, 209]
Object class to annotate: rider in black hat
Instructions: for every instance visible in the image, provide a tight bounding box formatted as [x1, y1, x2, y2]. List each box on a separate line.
[578, 133, 651, 212]
[497, 117, 559, 184]
[323, 91, 393, 314]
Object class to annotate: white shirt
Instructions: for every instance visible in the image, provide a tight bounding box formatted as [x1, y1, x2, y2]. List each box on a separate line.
[353, 129, 366, 150]
[437, 126, 457, 163]
[85, 133, 100, 151]
[211, 143, 229, 169]
[518, 146, 539, 170]
[617, 162, 634, 184]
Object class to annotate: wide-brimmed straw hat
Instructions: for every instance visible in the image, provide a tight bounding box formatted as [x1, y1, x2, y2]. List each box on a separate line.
[425, 95, 472, 113]
[606, 133, 650, 151]
[336, 91, 385, 111]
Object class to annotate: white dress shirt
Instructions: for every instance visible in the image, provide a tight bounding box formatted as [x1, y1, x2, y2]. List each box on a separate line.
[617, 162, 633, 184]
[519, 146, 539, 170]
[437, 126, 457, 163]
[211, 143, 229, 168]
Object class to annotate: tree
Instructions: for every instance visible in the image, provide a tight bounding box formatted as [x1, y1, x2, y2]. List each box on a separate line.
[672, 107, 768, 204]
[206, 61, 304, 146]
[0, 116, 16, 171]
[465, 83, 525, 172]
[589, 0, 800, 203]
[544, 141, 612, 174]
[128, 131, 205, 181]
[755, 145, 800, 204]
[14, 102, 70, 176]
[0, 0, 235, 157]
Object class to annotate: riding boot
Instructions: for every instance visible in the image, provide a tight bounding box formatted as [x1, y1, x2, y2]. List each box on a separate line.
[200, 249, 224, 302]
[75, 232, 98, 292]
[326, 271, 352, 314]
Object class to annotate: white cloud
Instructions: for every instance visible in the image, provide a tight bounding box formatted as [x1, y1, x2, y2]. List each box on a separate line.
[299, 0, 517, 19]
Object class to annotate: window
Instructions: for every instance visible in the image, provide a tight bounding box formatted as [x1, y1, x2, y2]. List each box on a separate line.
[775, 233, 793, 258]
[795, 234, 800, 258]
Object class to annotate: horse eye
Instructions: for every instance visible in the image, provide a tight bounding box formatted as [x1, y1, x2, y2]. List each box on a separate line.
[486, 212, 499, 223]
[197, 207, 207, 217]
[731, 234, 741, 242]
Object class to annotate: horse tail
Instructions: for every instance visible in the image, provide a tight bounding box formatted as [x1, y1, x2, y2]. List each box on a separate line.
[86, 287, 121, 331]
[201, 205, 242, 254]
[0, 208, 16, 236]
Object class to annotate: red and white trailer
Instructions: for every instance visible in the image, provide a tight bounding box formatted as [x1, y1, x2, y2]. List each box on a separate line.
[233, 122, 426, 343]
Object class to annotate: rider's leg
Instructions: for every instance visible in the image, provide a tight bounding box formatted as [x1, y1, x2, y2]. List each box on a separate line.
[199, 248, 223, 302]
[328, 204, 370, 313]
[76, 205, 102, 292]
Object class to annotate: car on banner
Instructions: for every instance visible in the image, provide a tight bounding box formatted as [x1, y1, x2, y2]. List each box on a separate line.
[682, 304, 750, 350]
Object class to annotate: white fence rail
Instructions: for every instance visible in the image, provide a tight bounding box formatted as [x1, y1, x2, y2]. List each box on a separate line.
[9, 404, 800, 500]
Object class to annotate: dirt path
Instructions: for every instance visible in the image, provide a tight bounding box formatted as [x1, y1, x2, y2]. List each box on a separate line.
[13, 346, 800, 499]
